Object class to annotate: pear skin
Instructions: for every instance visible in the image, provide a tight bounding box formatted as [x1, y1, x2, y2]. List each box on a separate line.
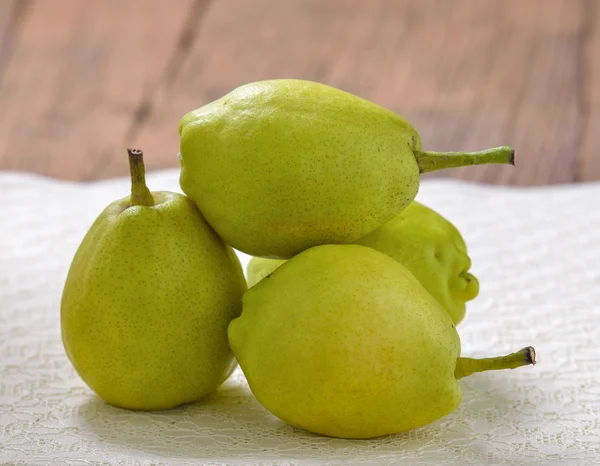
[246, 257, 286, 288]
[246, 201, 479, 324]
[355, 201, 479, 324]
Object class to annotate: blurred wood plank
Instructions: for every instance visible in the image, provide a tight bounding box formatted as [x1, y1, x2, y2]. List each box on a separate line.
[0, 1, 18, 73]
[134, 0, 586, 186]
[0, 1, 16, 77]
[0, 0, 597, 185]
[579, 0, 600, 181]
[0, 0, 199, 180]
[0, 1, 30, 88]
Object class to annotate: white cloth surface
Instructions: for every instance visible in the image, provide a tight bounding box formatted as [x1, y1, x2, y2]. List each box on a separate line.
[1, 169, 599, 465]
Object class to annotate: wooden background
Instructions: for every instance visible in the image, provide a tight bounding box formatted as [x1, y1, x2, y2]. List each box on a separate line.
[0, 0, 598, 185]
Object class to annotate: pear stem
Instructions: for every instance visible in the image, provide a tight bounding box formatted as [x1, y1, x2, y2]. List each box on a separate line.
[455, 346, 536, 380]
[415, 146, 515, 173]
[127, 148, 154, 207]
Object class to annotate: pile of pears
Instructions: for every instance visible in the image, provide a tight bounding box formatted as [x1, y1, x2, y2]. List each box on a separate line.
[61, 79, 535, 439]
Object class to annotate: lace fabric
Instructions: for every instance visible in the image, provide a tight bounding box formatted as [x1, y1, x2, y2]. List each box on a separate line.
[1, 170, 599, 465]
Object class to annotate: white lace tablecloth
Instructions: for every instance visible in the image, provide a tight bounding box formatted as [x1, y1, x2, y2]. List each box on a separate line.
[1, 170, 599, 465]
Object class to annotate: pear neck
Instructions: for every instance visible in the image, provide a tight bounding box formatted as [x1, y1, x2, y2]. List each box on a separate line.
[415, 146, 515, 173]
[455, 346, 536, 379]
[128, 149, 155, 207]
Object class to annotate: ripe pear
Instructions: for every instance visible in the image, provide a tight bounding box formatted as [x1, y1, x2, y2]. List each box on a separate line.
[246, 201, 478, 324]
[228, 244, 535, 439]
[354, 201, 478, 324]
[179, 79, 514, 259]
[61, 149, 247, 411]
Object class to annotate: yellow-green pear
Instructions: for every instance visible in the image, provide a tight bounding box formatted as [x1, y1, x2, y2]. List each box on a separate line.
[246, 201, 478, 324]
[354, 201, 478, 324]
[61, 149, 247, 411]
[229, 244, 535, 439]
[179, 79, 514, 259]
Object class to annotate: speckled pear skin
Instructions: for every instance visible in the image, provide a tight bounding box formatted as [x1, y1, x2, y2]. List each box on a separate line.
[228, 244, 462, 439]
[179, 79, 421, 259]
[61, 191, 247, 411]
[355, 201, 479, 324]
[245, 201, 478, 324]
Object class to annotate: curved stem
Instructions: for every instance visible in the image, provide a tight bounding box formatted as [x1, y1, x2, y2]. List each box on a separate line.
[415, 146, 515, 173]
[128, 149, 154, 207]
[455, 346, 536, 379]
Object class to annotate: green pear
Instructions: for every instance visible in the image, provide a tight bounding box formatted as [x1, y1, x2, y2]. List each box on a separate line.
[179, 79, 514, 259]
[229, 244, 535, 439]
[354, 201, 478, 324]
[61, 149, 247, 411]
[246, 201, 478, 324]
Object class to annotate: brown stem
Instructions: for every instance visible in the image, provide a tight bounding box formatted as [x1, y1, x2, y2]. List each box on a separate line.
[127, 149, 154, 207]
[455, 346, 536, 379]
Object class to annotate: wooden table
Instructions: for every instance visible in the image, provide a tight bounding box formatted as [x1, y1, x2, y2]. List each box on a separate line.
[0, 0, 598, 185]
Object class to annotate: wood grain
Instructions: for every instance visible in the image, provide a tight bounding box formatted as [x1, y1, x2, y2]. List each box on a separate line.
[579, 0, 600, 181]
[0, 0, 198, 180]
[0, 0, 597, 185]
[133, 0, 592, 185]
[0, 1, 30, 87]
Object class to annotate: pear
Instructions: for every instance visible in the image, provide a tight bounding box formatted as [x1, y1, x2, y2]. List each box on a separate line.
[246, 201, 478, 324]
[179, 79, 514, 259]
[228, 244, 535, 439]
[61, 149, 247, 411]
[354, 201, 478, 324]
